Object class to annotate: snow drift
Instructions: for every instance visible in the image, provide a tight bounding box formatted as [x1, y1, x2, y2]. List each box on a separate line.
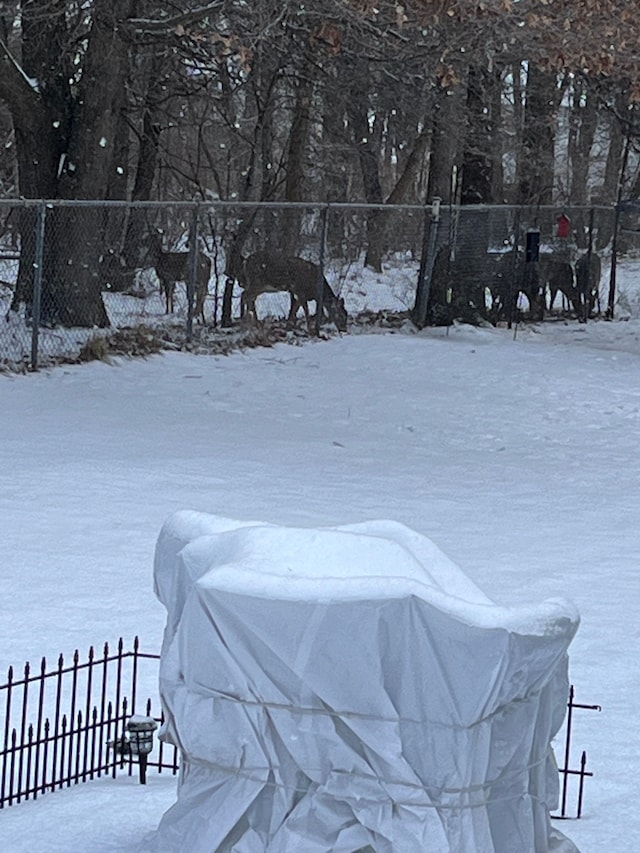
[143, 511, 580, 853]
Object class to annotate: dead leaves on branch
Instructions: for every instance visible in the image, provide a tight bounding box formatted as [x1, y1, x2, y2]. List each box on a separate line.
[174, 24, 254, 72]
[310, 22, 343, 55]
[412, 0, 640, 95]
[165, 0, 640, 98]
[436, 63, 460, 87]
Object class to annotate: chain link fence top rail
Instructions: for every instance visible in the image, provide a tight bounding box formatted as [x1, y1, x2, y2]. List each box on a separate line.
[0, 200, 628, 371]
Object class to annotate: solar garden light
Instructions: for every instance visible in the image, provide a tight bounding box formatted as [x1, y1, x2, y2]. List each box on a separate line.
[126, 715, 158, 784]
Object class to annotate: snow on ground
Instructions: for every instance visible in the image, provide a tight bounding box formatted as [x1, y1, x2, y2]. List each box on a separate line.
[2, 316, 640, 851]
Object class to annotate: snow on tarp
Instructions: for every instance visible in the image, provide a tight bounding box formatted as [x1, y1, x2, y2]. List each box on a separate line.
[143, 511, 581, 853]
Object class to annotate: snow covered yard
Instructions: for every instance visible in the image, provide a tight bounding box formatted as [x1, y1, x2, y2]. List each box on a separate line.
[2, 318, 640, 851]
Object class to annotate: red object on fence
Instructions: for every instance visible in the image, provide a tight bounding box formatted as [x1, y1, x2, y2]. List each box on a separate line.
[557, 213, 571, 239]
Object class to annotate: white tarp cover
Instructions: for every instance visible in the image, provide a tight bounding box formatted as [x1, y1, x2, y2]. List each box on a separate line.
[143, 511, 581, 853]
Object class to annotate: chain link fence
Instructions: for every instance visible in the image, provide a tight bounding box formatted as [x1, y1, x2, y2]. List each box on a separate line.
[0, 199, 630, 371]
[611, 200, 640, 318]
[415, 204, 617, 327]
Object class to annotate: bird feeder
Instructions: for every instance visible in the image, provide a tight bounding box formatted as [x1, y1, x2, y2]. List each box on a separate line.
[525, 230, 540, 263]
[557, 214, 571, 239]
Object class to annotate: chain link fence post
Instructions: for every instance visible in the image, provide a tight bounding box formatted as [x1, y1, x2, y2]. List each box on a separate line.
[506, 209, 521, 330]
[580, 207, 596, 323]
[412, 197, 441, 328]
[186, 202, 201, 342]
[607, 203, 621, 319]
[315, 203, 330, 337]
[29, 202, 46, 371]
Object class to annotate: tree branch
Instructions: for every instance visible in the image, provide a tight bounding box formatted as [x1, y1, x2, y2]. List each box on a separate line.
[0, 35, 44, 124]
[128, 2, 224, 34]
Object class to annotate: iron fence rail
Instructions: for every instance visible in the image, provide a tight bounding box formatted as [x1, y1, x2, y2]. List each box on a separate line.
[1, 636, 598, 819]
[553, 684, 602, 820]
[0, 637, 177, 808]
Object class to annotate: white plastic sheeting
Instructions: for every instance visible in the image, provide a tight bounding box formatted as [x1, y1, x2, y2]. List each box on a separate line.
[142, 511, 580, 853]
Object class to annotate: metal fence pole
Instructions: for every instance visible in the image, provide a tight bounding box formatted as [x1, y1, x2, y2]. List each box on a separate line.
[316, 204, 329, 336]
[187, 203, 201, 342]
[507, 210, 521, 331]
[607, 204, 620, 319]
[412, 197, 441, 328]
[1, 666, 14, 806]
[581, 207, 596, 323]
[30, 202, 46, 371]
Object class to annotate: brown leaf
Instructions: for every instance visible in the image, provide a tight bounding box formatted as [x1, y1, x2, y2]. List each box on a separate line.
[310, 22, 343, 56]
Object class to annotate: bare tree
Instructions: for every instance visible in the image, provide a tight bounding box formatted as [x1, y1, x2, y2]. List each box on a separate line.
[4, 0, 640, 327]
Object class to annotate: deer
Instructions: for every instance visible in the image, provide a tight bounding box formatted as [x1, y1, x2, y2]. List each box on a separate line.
[145, 232, 212, 322]
[488, 251, 546, 321]
[234, 251, 348, 332]
[539, 257, 575, 314]
[540, 253, 601, 319]
[574, 252, 602, 319]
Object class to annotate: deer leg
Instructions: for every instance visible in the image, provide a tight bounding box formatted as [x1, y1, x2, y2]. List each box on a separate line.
[196, 259, 211, 324]
[194, 287, 205, 323]
[244, 293, 253, 321]
[303, 299, 312, 330]
[241, 291, 258, 323]
[160, 277, 171, 314]
[287, 294, 310, 328]
[194, 277, 206, 323]
[287, 293, 299, 325]
[167, 281, 175, 314]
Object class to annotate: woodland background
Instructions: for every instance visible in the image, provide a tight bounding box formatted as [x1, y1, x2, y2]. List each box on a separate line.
[1, 1, 640, 331]
[2, 2, 640, 210]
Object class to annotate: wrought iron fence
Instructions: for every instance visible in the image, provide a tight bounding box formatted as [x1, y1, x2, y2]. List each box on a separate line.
[1, 635, 599, 820]
[0, 198, 631, 372]
[552, 684, 601, 820]
[0, 637, 177, 808]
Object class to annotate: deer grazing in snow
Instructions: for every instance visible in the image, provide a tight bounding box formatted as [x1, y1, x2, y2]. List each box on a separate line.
[539, 257, 576, 314]
[574, 251, 602, 319]
[540, 253, 601, 319]
[145, 232, 211, 322]
[233, 251, 348, 331]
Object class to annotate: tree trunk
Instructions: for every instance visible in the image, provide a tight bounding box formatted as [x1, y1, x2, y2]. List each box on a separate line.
[601, 92, 628, 203]
[286, 70, 313, 203]
[52, 1, 134, 325]
[426, 83, 464, 204]
[460, 64, 501, 205]
[569, 83, 598, 204]
[5, 1, 135, 325]
[591, 90, 627, 250]
[10, 92, 67, 315]
[386, 129, 431, 205]
[114, 52, 165, 290]
[282, 63, 315, 255]
[57, 2, 133, 200]
[517, 66, 560, 206]
[346, 58, 385, 271]
[567, 81, 598, 246]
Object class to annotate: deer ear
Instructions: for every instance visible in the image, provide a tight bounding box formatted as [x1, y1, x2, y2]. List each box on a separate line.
[339, 297, 345, 308]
